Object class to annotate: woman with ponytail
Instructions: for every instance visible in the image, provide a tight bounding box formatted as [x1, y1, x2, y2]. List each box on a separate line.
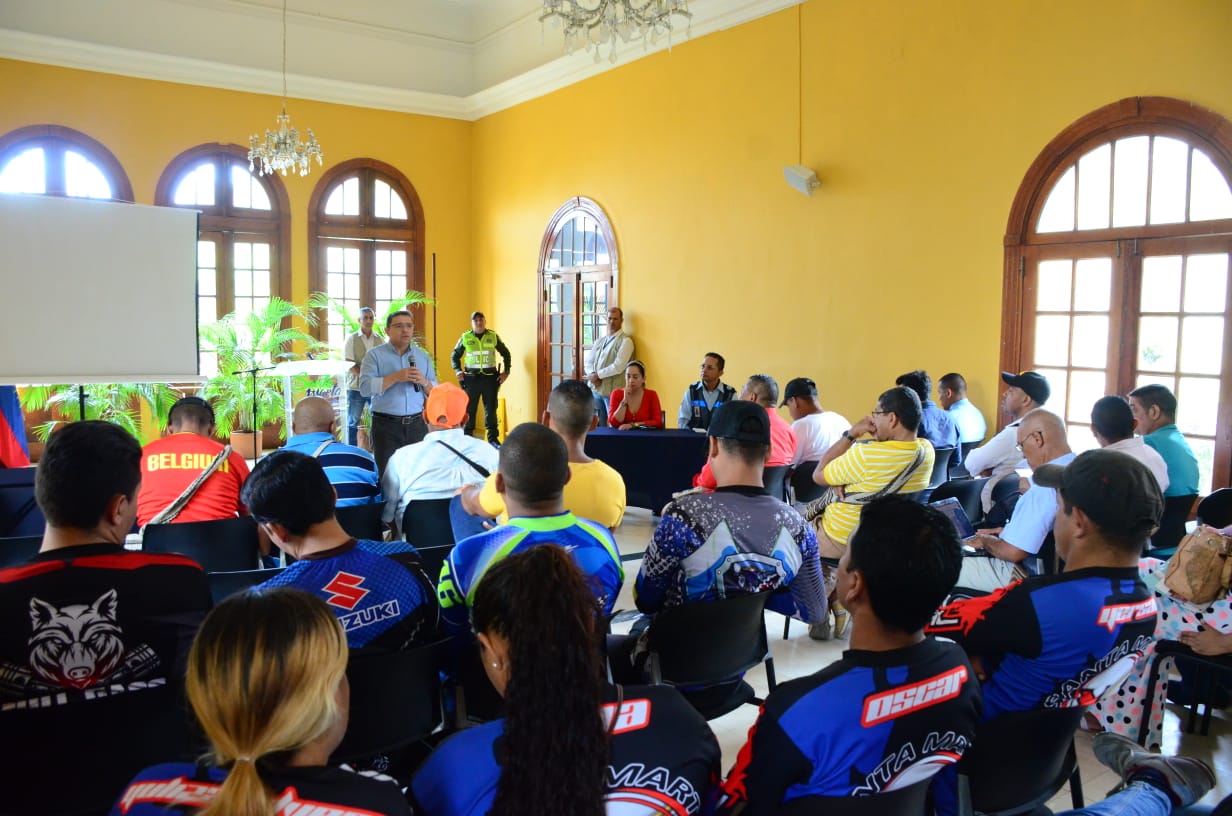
[412, 544, 720, 816]
[111, 588, 410, 816]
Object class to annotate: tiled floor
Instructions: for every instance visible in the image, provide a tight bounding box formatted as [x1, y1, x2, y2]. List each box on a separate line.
[610, 507, 1232, 812]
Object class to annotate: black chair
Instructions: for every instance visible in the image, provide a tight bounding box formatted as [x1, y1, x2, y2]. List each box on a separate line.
[1147, 494, 1198, 557]
[336, 500, 386, 541]
[0, 534, 42, 568]
[790, 461, 825, 503]
[928, 447, 956, 489]
[763, 465, 791, 503]
[930, 478, 987, 528]
[778, 778, 933, 815]
[415, 543, 455, 585]
[207, 566, 286, 604]
[1197, 488, 1232, 528]
[949, 441, 981, 479]
[455, 641, 506, 725]
[1141, 639, 1232, 741]
[0, 466, 44, 537]
[333, 638, 449, 763]
[644, 590, 776, 720]
[403, 498, 456, 550]
[142, 515, 261, 573]
[955, 707, 1084, 816]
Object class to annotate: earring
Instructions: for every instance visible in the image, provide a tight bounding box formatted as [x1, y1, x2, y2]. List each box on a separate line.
[491, 662, 499, 669]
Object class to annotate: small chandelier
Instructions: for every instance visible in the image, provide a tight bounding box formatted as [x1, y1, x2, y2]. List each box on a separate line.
[249, 0, 322, 177]
[540, 0, 692, 64]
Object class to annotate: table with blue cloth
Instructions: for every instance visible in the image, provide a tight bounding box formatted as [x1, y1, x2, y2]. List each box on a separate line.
[583, 428, 710, 513]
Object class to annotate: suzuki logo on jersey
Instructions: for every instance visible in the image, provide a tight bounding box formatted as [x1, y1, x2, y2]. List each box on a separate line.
[1096, 598, 1156, 632]
[322, 572, 369, 610]
[862, 665, 969, 727]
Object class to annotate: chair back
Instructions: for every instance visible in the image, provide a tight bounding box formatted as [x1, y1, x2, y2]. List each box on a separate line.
[332, 638, 449, 763]
[415, 543, 455, 585]
[646, 591, 774, 689]
[763, 465, 790, 503]
[1149, 494, 1198, 556]
[929, 478, 987, 528]
[142, 515, 260, 573]
[956, 707, 1083, 816]
[928, 447, 956, 489]
[790, 461, 824, 503]
[1197, 488, 1232, 528]
[0, 467, 43, 537]
[403, 498, 456, 551]
[207, 567, 286, 604]
[0, 534, 42, 569]
[777, 778, 932, 816]
[335, 501, 386, 541]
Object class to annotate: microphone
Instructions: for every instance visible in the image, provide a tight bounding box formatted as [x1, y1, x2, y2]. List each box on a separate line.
[406, 353, 423, 394]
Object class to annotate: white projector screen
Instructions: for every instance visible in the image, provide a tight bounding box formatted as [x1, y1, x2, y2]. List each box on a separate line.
[0, 193, 200, 384]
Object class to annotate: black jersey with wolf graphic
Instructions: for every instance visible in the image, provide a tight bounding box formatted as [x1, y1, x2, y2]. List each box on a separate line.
[719, 638, 981, 814]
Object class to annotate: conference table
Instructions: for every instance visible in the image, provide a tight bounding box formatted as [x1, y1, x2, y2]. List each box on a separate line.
[584, 427, 710, 513]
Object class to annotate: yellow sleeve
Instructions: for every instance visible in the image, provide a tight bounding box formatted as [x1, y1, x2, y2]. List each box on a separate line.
[478, 473, 507, 520]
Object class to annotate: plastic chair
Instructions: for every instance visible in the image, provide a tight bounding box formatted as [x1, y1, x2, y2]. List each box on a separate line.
[928, 447, 956, 489]
[1141, 639, 1232, 741]
[332, 638, 449, 763]
[777, 777, 933, 815]
[930, 478, 987, 528]
[949, 441, 981, 479]
[790, 461, 825, 503]
[335, 500, 386, 541]
[403, 498, 456, 550]
[415, 543, 455, 585]
[1197, 488, 1232, 528]
[142, 515, 260, 573]
[763, 465, 791, 503]
[1147, 494, 1198, 557]
[0, 534, 42, 568]
[644, 590, 777, 720]
[955, 707, 1084, 816]
[207, 566, 286, 604]
[0, 467, 43, 537]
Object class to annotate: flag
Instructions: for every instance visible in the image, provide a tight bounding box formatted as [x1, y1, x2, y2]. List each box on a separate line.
[0, 386, 30, 468]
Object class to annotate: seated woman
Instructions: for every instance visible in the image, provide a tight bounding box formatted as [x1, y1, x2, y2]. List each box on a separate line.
[412, 544, 720, 816]
[608, 361, 664, 430]
[112, 588, 410, 816]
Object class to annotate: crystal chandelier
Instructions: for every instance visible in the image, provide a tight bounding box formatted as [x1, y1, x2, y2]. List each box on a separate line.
[540, 0, 692, 64]
[248, 0, 322, 177]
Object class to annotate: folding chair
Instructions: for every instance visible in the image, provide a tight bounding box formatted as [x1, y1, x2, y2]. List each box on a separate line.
[403, 498, 456, 550]
[763, 465, 791, 503]
[955, 707, 1084, 815]
[790, 461, 825, 503]
[335, 500, 386, 541]
[0, 534, 42, 568]
[142, 515, 260, 573]
[1141, 639, 1232, 741]
[1147, 494, 1198, 557]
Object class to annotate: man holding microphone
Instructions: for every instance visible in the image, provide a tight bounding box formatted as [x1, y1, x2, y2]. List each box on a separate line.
[360, 310, 438, 476]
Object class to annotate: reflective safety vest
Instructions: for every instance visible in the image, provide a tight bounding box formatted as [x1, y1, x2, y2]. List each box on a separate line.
[460, 330, 499, 370]
[686, 381, 737, 430]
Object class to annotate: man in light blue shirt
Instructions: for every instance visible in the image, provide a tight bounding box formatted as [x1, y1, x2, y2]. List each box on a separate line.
[939, 372, 987, 445]
[360, 310, 438, 475]
[281, 396, 380, 507]
[1129, 384, 1200, 498]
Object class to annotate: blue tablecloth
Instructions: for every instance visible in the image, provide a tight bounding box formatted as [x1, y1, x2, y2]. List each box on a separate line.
[584, 428, 710, 512]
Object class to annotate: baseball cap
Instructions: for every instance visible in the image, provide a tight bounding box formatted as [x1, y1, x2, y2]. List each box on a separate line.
[1001, 370, 1051, 405]
[708, 401, 770, 444]
[425, 383, 468, 427]
[780, 377, 819, 406]
[1033, 449, 1164, 538]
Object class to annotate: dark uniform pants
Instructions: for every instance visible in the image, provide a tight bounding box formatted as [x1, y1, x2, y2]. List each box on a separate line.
[372, 412, 428, 476]
[462, 372, 501, 443]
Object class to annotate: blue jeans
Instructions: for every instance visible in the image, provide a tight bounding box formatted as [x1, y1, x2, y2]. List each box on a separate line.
[1054, 780, 1204, 816]
[449, 493, 491, 543]
[594, 393, 610, 427]
[346, 389, 369, 446]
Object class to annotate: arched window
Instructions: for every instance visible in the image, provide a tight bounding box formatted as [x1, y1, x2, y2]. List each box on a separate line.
[155, 144, 290, 374]
[308, 159, 425, 350]
[537, 197, 619, 413]
[0, 125, 133, 201]
[1003, 97, 1232, 491]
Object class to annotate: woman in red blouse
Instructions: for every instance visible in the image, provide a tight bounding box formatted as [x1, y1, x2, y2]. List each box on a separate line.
[608, 361, 664, 430]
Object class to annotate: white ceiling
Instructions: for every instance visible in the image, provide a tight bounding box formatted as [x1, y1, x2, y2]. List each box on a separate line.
[0, 0, 801, 119]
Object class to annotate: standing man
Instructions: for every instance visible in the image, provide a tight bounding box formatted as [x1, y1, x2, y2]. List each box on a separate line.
[343, 306, 380, 447]
[938, 372, 987, 446]
[451, 311, 512, 446]
[1128, 384, 1200, 499]
[678, 352, 738, 430]
[360, 310, 438, 476]
[586, 307, 634, 426]
[964, 371, 1050, 514]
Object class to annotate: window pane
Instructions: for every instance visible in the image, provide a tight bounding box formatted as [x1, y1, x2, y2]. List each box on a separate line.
[1068, 370, 1107, 425]
[374, 179, 392, 219]
[1073, 258, 1111, 311]
[0, 147, 46, 194]
[1179, 316, 1224, 375]
[1037, 166, 1076, 233]
[174, 164, 214, 206]
[197, 240, 216, 269]
[197, 266, 216, 297]
[1137, 316, 1178, 372]
[234, 242, 251, 270]
[1176, 377, 1219, 436]
[1190, 437, 1215, 496]
[1068, 424, 1099, 456]
[1140, 255, 1182, 312]
[1149, 137, 1189, 225]
[230, 165, 270, 210]
[252, 243, 270, 271]
[1112, 136, 1149, 228]
[1076, 143, 1111, 230]
[596, 234, 611, 265]
[1135, 373, 1176, 393]
[326, 246, 343, 272]
[64, 151, 111, 199]
[1189, 148, 1232, 222]
[325, 185, 346, 215]
[1036, 368, 1068, 419]
[1071, 315, 1108, 368]
[328, 272, 344, 296]
[1034, 315, 1071, 366]
[1037, 260, 1072, 311]
[1183, 253, 1228, 314]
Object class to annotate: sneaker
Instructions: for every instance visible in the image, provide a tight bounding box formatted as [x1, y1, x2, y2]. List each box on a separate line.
[808, 612, 833, 641]
[1092, 733, 1215, 808]
[832, 607, 851, 639]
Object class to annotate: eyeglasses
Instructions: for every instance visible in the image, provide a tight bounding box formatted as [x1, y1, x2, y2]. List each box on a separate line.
[1015, 430, 1042, 451]
[870, 410, 889, 417]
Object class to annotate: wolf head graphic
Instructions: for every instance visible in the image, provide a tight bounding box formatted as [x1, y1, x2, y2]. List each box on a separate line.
[28, 589, 125, 690]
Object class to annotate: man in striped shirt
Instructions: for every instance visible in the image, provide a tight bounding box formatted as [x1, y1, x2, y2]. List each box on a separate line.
[282, 397, 380, 507]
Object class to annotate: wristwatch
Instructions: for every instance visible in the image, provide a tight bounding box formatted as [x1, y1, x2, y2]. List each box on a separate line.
[842, 430, 855, 441]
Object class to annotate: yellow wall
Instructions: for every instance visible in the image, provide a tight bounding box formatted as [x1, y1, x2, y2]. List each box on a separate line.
[472, 0, 1232, 428]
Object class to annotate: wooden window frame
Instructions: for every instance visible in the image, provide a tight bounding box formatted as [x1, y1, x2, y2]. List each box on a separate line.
[0, 124, 134, 202]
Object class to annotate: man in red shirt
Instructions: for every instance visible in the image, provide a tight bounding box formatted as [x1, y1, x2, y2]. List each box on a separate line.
[136, 396, 249, 526]
[693, 374, 796, 490]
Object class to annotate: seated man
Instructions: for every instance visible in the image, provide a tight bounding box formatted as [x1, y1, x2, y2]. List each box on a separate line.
[437, 422, 624, 636]
[964, 371, 1050, 515]
[718, 495, 980, 813]
[136, 396, 249, 526]
[938, 372, 987, 446]
[1129, 383, 1200, 499]
[694, 374, 795, 490]
[246, 450, 437, 651]
[781, 377, 849, 466]
[1091, 395, 1169, 492]
[282, 396, 380, 507]
[897, 369, 961, 465]
[958, 409, 1074, 592]
[382, 382, 498, 537]
[678, 352, 737, 430]
[455, 379, 625, 534]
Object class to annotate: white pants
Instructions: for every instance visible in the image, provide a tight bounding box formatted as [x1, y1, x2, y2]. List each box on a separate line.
[955, 556, 1025, 594]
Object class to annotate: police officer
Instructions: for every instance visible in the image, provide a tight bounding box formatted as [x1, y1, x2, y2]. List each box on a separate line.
[451, 311, 512, 445]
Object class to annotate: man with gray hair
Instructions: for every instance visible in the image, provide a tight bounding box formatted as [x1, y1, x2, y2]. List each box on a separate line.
[585, 307, 634, 426]
[344, 306, 379, 446]
[693, 374, 795, 490]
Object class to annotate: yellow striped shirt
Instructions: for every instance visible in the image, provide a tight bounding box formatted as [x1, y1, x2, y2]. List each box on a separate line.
[821, 439, 935, 546]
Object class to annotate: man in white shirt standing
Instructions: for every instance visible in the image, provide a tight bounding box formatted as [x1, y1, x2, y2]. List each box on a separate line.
[585, 307, 634, 426]
[938, 372, 987, 446]
[781, 377, 849, 466]
[343, 306, 380, 447]
[1090, 395, 1170, 493]
[964, 371, 1050, 514]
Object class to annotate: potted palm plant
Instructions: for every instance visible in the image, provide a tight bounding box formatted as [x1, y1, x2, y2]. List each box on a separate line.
[19, 382, 182, 446]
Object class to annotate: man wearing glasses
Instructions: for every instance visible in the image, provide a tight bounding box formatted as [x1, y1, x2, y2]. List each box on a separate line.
[360, 310, 438, 476]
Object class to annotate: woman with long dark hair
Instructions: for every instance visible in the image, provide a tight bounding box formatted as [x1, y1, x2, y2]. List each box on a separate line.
[412, 544, 720, 816]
